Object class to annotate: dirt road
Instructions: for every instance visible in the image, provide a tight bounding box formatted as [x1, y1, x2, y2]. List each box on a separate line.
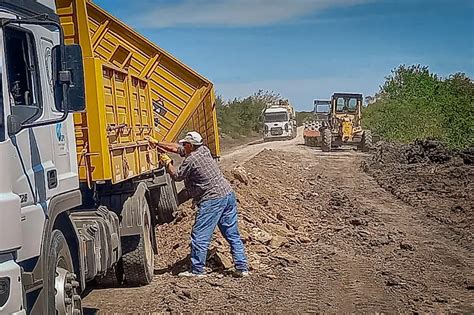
[83, 131, 473, 314]
[219, 128, 305, 168]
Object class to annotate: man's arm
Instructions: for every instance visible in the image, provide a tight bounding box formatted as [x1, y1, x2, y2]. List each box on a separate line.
[145, 136, 181, 154]
[166, 158, 192, 182]
[156, 141, 181, 154]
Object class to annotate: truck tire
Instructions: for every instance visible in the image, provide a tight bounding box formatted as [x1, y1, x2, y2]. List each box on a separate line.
[322, 129, 332, 152]
[96, 260, 124, 287]
[361, 130, 373, 152]
[157, 174, 178, 224]
[48, 230, 82, 315]
[122, 201, 154, 286]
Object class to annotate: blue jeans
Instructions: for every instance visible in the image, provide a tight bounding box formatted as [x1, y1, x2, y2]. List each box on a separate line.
[190, 192, 248, 273]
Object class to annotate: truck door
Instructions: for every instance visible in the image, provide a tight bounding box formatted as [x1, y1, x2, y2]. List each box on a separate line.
[39, 30, 79, 195]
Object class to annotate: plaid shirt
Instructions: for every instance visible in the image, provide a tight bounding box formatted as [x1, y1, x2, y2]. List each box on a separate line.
[173, 145, 232, 204]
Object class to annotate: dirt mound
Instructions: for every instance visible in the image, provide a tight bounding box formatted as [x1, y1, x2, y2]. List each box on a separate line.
[405, 139, 453, 164]
[369, 140, 458, 165]
[460, 147, 474, 164]
[363, 141, 474, 250]
[154, 149, 317, 274]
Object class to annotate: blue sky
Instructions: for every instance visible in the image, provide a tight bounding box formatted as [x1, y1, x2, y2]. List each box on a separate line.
[94, 0, 474, 111]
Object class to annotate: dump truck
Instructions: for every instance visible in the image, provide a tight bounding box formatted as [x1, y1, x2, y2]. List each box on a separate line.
[262, 99, 297, 141]
[303, 99, 331, 146]
[0, 0, 219, 314]
[319, 93, 372, 152]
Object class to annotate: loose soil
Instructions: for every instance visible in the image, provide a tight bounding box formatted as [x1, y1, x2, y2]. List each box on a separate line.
[83, 134, 473, 314]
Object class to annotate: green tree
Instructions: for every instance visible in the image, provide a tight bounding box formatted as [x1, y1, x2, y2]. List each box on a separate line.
[296, 111, 313, 126]
[363, 65, 473, 149]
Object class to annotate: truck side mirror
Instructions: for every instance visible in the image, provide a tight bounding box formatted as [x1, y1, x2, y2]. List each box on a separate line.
[52, 44, 86, 113]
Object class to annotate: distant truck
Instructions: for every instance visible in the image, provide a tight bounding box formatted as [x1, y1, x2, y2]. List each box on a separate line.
[0, 1, 220, 314]
[303, 100, 331, 146]
[262, 99, 297, 141]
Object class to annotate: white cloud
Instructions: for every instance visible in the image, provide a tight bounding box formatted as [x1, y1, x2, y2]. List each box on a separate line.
[132, 0, 370, 28]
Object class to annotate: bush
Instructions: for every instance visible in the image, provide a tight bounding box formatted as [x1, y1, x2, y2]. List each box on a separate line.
[296, 111, 313, 126]
[363, 65, 474, 149]
[216, 90, 280, 138]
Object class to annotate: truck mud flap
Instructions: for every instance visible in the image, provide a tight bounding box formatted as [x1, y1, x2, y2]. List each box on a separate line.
[69, 207, 121, 282]
[120, 182, 149, 237]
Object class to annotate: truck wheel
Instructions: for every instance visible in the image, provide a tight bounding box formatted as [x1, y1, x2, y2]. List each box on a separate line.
[361, 130, 373, 152]
[157, 174, 178, 224]
[48, 230, 82, 315]
[122, 202, 154, 286]
[96, 260, 124, 287]
[322, 129, 332, 152]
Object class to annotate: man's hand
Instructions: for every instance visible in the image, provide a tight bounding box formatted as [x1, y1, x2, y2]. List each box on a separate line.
[146, 136, 167, 153]
[159, 153, 173, 167]
[145, 135, 160, 146]
[162, 154, 177, 180]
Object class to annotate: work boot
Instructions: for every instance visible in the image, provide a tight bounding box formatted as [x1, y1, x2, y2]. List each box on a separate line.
[233, 270, 250, 278]
[177, 271, 207, 278]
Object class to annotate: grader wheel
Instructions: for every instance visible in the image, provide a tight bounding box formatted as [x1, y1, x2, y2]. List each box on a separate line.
[360, 130, 373, 152]
[321, 129, 332, 152]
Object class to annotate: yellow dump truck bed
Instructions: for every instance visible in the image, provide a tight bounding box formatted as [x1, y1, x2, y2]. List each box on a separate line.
[56, 0, 220, 183]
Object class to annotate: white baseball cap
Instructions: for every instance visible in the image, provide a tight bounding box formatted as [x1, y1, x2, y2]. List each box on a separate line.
[179, 131, 203, 145]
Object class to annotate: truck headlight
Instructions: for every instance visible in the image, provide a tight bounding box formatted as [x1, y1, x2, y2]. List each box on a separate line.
[285, 123, 289, 132]
[0, 277, 10, 307]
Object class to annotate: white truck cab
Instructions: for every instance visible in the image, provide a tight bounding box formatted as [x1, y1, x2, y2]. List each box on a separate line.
[262, 100, 297, 141]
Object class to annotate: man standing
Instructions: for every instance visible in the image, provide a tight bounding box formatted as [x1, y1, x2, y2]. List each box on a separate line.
[147, 131, 248, 278]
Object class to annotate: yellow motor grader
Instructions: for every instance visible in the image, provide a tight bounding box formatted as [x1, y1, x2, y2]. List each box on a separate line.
[320, 93, 372, 152]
